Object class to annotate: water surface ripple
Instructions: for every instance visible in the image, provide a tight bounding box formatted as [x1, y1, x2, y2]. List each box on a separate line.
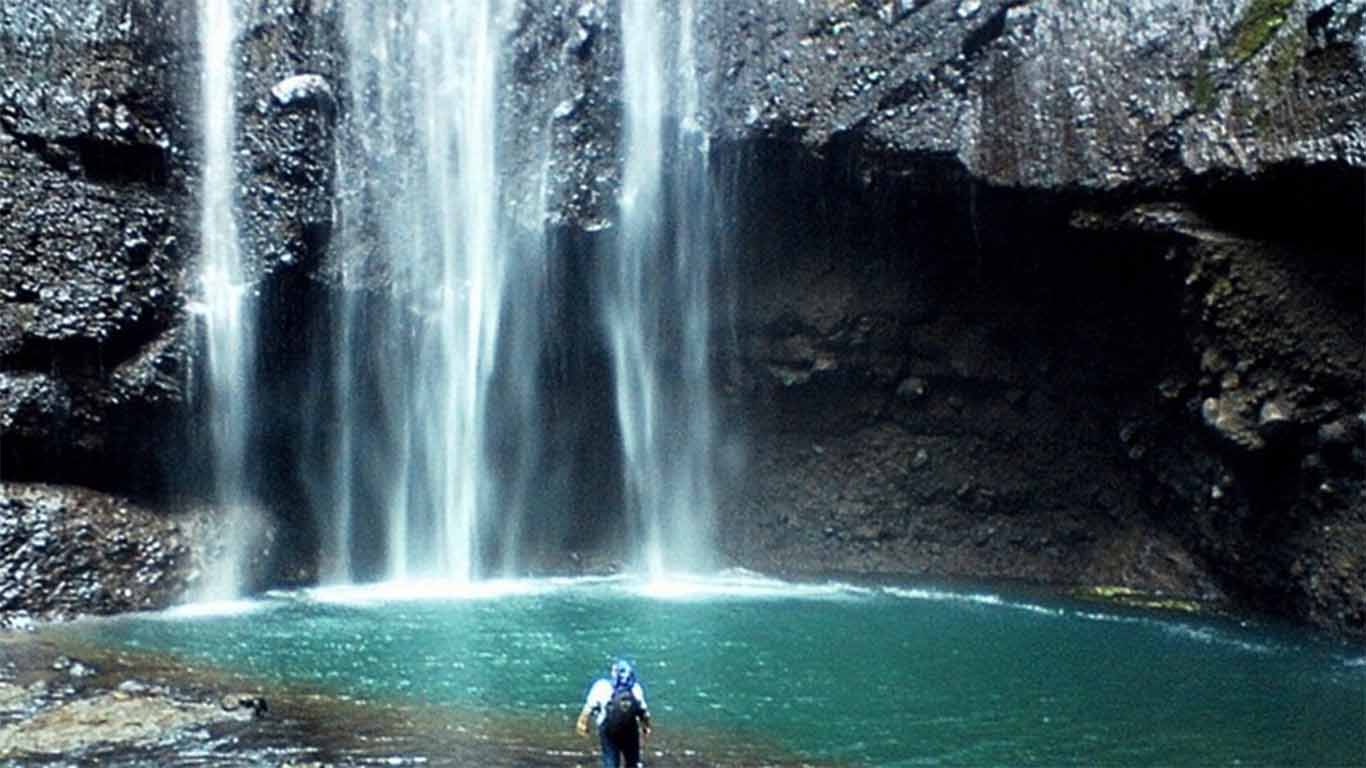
[64, 575, 1366, 766]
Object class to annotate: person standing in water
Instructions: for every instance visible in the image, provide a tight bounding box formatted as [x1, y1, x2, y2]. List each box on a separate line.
[576, 659, 653, 767]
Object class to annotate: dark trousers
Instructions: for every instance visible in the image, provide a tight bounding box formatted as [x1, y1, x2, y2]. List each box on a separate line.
[598, 722, 641, 768]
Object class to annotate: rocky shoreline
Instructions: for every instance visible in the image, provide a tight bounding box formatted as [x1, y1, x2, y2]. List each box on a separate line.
[0, 633, 271, 764]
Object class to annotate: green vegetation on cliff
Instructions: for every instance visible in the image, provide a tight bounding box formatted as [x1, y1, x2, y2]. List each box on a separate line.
[1192, 51, 1217, 112]
[1229, 0, 1294, 62]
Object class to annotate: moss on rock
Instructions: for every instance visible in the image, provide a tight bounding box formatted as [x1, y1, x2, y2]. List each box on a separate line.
[1074, 585, 1203, 614]
[1192, 52, 1217, 113]
[1229, 0, 1295, 62]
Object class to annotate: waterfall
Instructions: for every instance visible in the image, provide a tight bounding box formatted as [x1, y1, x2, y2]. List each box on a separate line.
[330, 0, 519, 583]
[316, 0, 719, 584]
[195, 0, 261, 600]
[609, 0, 718, 576]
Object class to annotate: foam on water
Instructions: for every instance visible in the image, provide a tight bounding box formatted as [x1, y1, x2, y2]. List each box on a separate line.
[290, 570, 881, 605]
[303, 577, 572, 605]
[882, 586, 1065, 617]
[1009, 601, 1069, 618]
[881, 587, 1293, 657]
[1073, 610, 1148, 625]
[155, 575, 1346, 672]
[883, 586, 1003, 606]
[160, 599, 269, 620]
[1160, 622, 1279, 655]
[632, 570, 872, 601]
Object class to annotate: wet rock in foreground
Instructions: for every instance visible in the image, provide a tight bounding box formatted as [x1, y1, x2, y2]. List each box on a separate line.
[0, 690, 251, 757]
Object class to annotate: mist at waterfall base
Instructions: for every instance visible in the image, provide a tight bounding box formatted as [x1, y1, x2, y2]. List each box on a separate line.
[67, 575, 1364, 767]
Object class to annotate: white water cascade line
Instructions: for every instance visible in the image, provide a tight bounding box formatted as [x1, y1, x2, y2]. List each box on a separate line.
[326, 0, 717, 584]
[195, 0, 260, 600]
[425, 0, 503, 582]
[332, 0, 507, 583]
[613, 0, 718, 577]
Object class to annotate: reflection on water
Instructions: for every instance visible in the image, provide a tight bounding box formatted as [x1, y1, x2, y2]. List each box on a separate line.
[54, 574, 1366, 767]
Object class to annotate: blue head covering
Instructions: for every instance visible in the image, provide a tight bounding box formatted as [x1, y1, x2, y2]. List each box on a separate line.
[610, 659, 636, 689]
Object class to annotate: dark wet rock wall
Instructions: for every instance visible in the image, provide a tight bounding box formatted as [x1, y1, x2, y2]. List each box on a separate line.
[0, 1, 196, 493]
[0, 0, 1362, 637]
[713, 139, 1363, 637]
[0, 0, 340, 497]
[0, 484, 223, 626]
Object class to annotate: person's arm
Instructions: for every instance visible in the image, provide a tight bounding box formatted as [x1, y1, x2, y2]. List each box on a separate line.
[633, 683, 652, 737]
[576, 681, 607, 736]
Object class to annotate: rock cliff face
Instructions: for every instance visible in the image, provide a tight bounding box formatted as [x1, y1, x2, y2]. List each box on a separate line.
[1, 1, 195, 493]
[0, 0, 338, 611]
[694, 0, 1364, 636]
[1, 0, 1362, 636]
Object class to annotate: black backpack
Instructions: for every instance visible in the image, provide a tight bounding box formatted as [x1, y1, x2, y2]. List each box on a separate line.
[602, 683, 640, 734]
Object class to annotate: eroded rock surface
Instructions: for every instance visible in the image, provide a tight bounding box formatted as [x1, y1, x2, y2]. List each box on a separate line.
[698, 0, 1364, 184]
[0, 638, 269, 763]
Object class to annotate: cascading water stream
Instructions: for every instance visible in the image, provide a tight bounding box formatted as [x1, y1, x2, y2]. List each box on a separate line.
[328, 0, 516, 583]
[319, 0, 719, 584]
[610, 0, 718, 576]
[195, 0, 259, 600]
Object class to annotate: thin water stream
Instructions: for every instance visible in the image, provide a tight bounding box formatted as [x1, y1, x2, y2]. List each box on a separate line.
[50, 575, 1366, 767]
[610, 0, 720, 576]
[194, 0, 261, 601]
